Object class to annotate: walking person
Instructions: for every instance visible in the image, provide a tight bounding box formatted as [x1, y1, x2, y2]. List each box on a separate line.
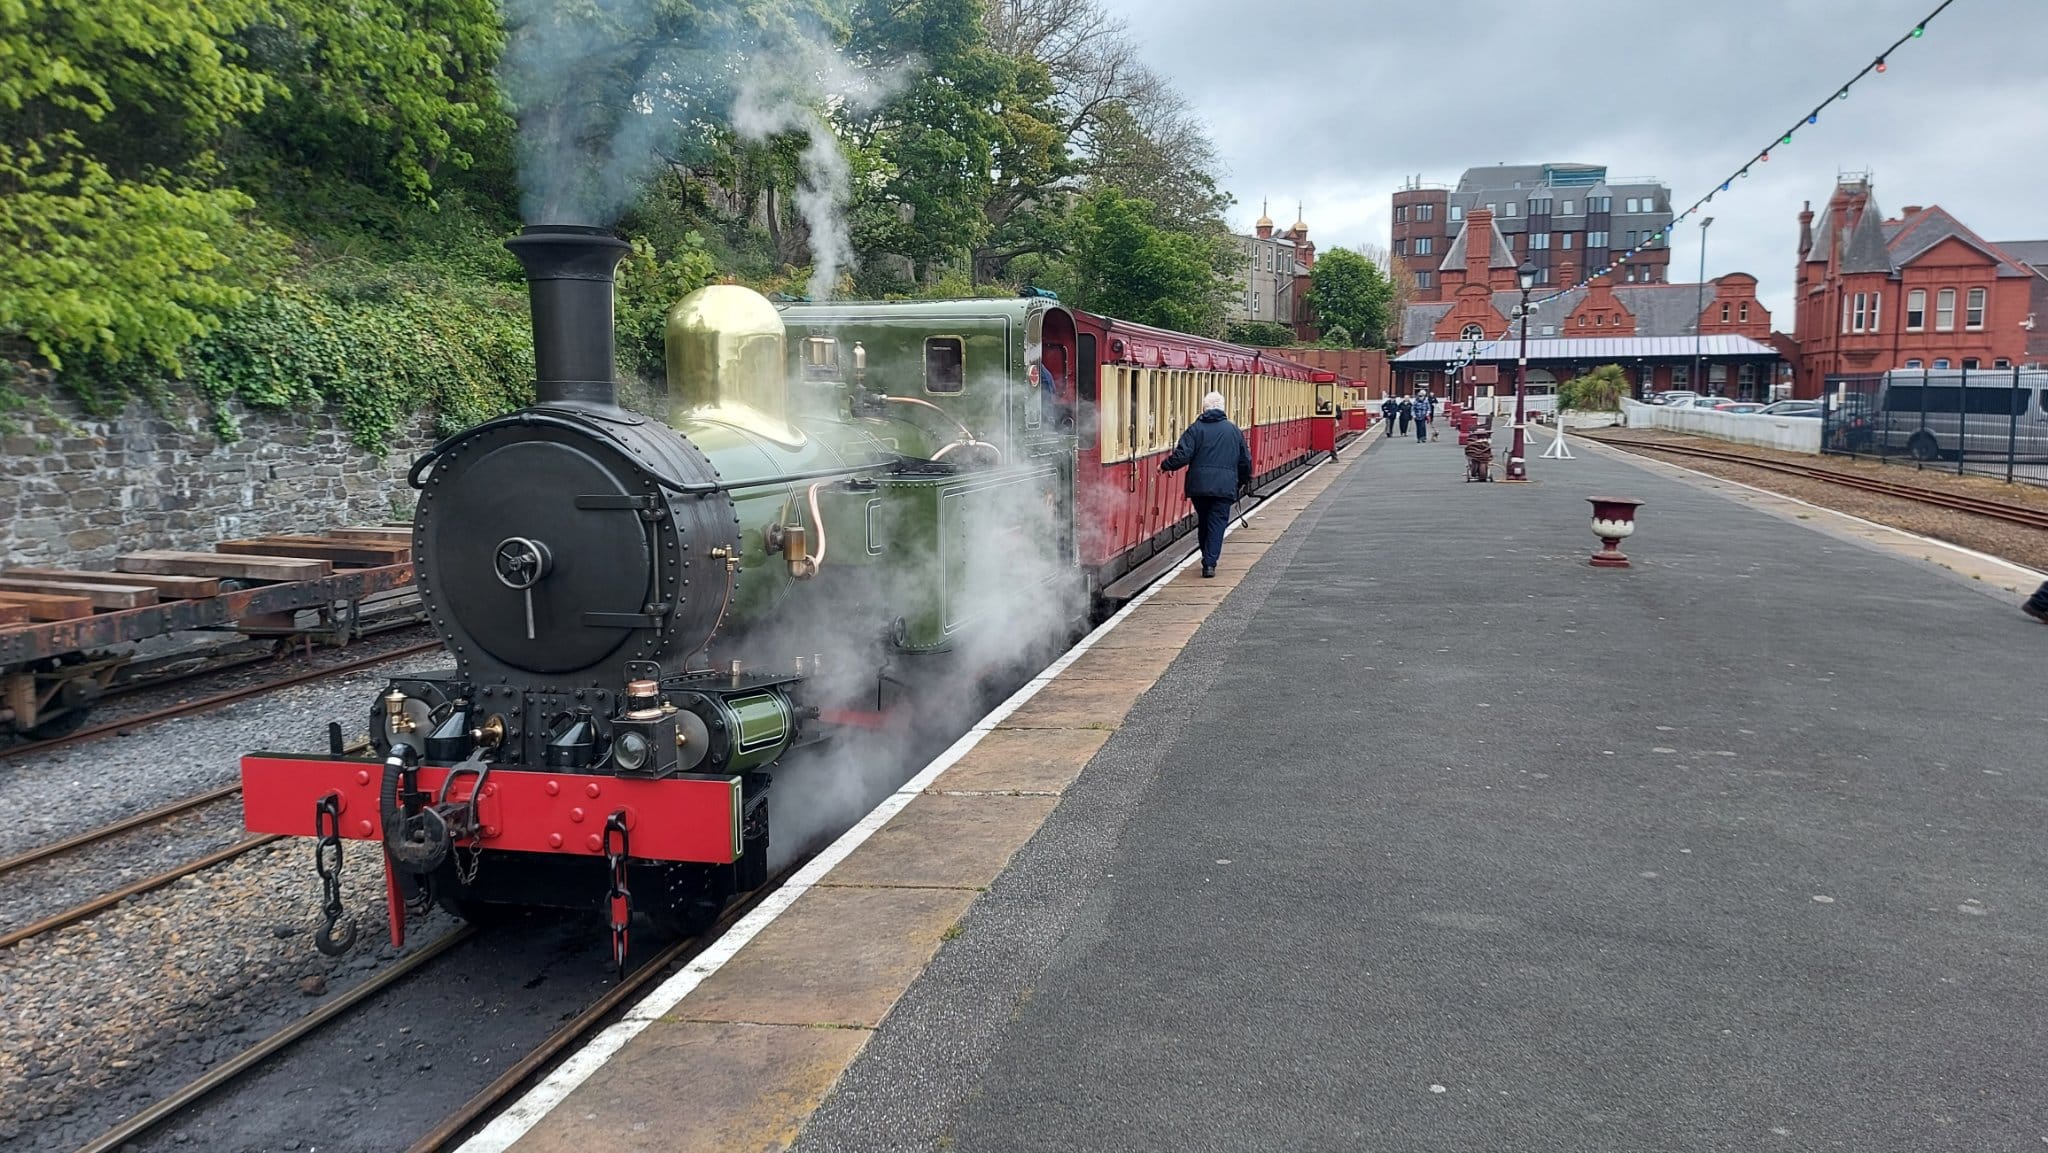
[1397, 395, 1413, 438]
[1413, 390, 1433, 442]
[1380, 394, 1398, 437]
[1161, 391, 1253, 579]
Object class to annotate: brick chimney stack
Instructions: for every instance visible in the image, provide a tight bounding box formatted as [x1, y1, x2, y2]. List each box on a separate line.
[1465, 208, 1495, 286]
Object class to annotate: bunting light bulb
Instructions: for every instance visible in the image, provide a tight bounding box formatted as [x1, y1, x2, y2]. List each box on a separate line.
[1875, 58, 1888, 72]
[1807, 113, 1819, 125]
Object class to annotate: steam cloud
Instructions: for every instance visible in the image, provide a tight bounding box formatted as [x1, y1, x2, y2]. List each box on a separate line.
[731, 46, 902, 302]
[496, 0, 901, 301]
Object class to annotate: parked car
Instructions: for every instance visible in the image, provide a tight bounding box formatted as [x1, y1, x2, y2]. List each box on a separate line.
[1717, 401, 1766, 414]
[1652, 391, 1699, 406]
[1756, 400, 1821, 418]
[1686, 396, 1729, 409]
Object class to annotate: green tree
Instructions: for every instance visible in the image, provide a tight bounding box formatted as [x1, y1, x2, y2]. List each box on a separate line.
[1307, 247, 1394, 348]
[1559, 364, 1629, 411]
[1069, 189, 1226, 334]
[1225, 320, 1295, 347]
[239, 0, 508, 202]
[0, 0, 283, 374]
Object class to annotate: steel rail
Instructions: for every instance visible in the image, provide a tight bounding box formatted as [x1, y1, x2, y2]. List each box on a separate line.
[70, 928, 478, 1153]
[0, 783, 244, 877]
[402, 862, 806, 1153]
[2, 638, 444, 761]
[1587, 435, 2048, 531]
[0, 834, 280, 950]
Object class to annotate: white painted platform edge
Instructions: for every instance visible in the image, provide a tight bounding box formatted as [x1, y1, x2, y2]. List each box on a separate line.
[457, 457, 1336, 1152]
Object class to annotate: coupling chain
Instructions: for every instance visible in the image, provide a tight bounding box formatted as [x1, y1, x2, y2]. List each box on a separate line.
[313, 793, 357, 956]
[603, 811, 632, 974]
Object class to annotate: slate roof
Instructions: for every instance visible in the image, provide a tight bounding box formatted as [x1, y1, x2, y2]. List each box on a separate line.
[1436, 218, 1517, 273]
[1998, 239, 2048, 270]
[1398, 283, 1742, 348]
[1811, 192, 2036, 278]
[1395, 335, 1780, 363]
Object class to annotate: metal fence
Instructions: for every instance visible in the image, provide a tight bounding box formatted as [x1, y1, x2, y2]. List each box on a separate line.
[1821, 368, 2048, 488]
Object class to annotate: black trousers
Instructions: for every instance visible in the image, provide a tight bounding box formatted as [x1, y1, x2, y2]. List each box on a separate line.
[1192, 495, 1233, 569]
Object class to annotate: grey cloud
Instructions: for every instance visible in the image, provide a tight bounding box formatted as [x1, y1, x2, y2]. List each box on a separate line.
[1109, 0, 2048, 324]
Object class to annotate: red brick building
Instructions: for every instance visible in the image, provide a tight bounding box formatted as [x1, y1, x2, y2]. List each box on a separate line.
[1393, 207, 1780, 399]
[1393, 164, 1675, 302]
[1789, 176, 2048, 398]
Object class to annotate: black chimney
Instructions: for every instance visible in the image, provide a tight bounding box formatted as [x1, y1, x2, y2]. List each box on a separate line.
[505, 225, 632, 408]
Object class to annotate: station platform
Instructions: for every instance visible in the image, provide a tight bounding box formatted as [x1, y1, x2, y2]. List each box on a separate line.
[478, 427, 2048, 1153]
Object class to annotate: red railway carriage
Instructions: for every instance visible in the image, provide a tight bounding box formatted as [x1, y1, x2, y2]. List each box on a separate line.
[1065, 310, 1321, 589]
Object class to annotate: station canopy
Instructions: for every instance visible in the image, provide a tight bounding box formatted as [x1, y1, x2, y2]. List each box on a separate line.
[1396, 334, 1780, 362]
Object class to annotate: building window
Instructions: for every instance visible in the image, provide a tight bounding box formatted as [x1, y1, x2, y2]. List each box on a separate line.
[1738, 302, 1749, 323]
[1561, 200, 1575, 215]
[1626, 231, 1637, 248]
[1963, 357, 1981, 370]
[1594, 196, 1612, 212]
[1596, 314, 1605, 326]
[1739, 364, 1757, 389]
[1449, 205, 1463, 222]
[1416, 271, 1432, 289]
[1577, 316, 1587, 327]
[1905, 359, 1922, 369]
[1624, 197, 1638, 213]
[1395, 238, 1407, 256]
[1394, 205, 1408, 223]
[1417, 203, 1434, 221]
[1415, 237, 1432, 255]
[1529, 197, 1551, 215]
[1933, 359, 1951, 370]
[1905, 290, 1926, 330]
[1722, 302, 1731, 323]
[1485, 203, 1496, 216]
[1502, 202, 1517, 218]
[1936, 287, 1956, 330]
[1461, 324, 1484, 340]
[1870, 293, 1880, 331]
[1587, 231, 1608, 247]
[1996, 358, 2011, 369]
[1529, 233, 1550, 250]
[1966, 287, 1986, 328]
[1852, 292, 1868, 333]
[1561, 233, 1573, 250]
[1672, 365, 1690, 387]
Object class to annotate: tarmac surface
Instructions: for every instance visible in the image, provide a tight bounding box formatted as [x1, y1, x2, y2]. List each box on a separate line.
[502, 427, 2048, 1152]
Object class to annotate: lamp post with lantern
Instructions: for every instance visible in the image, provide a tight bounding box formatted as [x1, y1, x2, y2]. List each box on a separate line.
[1505, 261, 1537, 482]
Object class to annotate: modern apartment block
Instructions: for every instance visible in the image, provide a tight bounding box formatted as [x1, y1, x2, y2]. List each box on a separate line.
[1393, 163, 1675, 301]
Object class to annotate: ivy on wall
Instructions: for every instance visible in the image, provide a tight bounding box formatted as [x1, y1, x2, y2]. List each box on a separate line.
[55, 274, 536, 452]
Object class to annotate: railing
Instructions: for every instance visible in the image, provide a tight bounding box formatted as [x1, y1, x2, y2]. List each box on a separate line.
[1822, 369, 2048, 488]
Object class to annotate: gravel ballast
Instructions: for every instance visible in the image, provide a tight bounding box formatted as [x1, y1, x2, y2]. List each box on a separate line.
[1585, 428, 2048, 574]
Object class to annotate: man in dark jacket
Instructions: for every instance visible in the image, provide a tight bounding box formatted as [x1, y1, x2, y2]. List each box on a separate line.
[1161, 391, 1253, 578]
[1380, 394, 1398, 436]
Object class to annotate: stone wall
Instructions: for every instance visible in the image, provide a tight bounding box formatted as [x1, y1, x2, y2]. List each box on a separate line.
[2, 393, 437, 569]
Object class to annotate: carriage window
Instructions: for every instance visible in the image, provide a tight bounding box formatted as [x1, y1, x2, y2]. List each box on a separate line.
[924, 337, 965, 393]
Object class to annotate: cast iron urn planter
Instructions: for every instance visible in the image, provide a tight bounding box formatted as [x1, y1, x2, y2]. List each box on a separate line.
[1588, 498, 1643, 568]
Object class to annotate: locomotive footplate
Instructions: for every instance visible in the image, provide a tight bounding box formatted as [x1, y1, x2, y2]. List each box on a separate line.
[241, 755, 746, 863]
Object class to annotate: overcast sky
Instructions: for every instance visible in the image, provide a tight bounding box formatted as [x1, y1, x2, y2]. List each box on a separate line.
[1108, 0, 2048, 326]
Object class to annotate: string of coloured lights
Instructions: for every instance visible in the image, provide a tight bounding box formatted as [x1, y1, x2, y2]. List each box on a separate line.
[1435, 0, 1956, 378]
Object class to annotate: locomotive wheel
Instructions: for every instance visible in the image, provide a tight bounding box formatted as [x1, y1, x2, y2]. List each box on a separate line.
[23, 706, 92, 740]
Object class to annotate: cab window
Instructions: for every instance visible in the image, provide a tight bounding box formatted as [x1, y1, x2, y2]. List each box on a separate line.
[925, 337, 965, 394]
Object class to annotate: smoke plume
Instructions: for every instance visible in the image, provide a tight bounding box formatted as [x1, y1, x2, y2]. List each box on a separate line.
[496, 0, 900, 301]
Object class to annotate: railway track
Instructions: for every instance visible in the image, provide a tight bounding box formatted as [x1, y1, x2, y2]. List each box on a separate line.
[0, 739, 375, 951]
[0, 637, 444, 762]
[1585, 434, 2048, 531]
[64, 861, 802, 1153]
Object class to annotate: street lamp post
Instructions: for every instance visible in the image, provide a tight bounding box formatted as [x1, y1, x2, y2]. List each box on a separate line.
[1693, 216, 1714, 395]
[1505, 262, 1538, 481]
